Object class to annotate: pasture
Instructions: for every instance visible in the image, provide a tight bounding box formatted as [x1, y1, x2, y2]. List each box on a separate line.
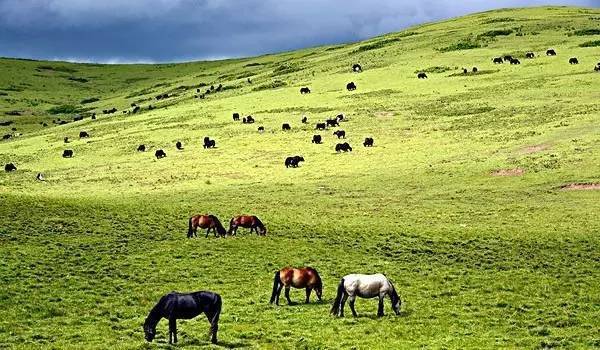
[1, 6, 599, 349]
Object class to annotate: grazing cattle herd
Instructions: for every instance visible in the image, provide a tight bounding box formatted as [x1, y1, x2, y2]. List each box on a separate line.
[1, 49, 598, 346]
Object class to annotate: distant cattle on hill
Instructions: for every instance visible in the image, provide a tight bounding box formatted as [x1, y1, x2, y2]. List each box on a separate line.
[363, 137, 374, 147]
[62, 150, 73, 158]
[258, 126, 264, 133]
[155, 93, 169, 100]
[315, 123, 326, 130]
[2, 134, 11, 140]
[472, 67, 478, 73]
[155, 149, 166, 159]
[79, 131, 90, 138]
[352, 64, 362, 72]
[336, 114, 344, 121]
[285, 156, 304, 168]
[525, 52, 535, 59]
[335, 142, 352, 152]
[417, 72, 427, 79]
[462, 68, 468, 74]
[73, 115, 83, 121]
[492, 57, 503, 64]
[326, 118, 339, 127]
[569, 57, 579, 64]
[503, 55, 513, 62]
[176, 141, 183, 150]
[243, 116, 255, 124]
[346, 82, 357, 91]
[546, 49, 557, 56]
[333, 130, 345, 139]
[4, 163, 16, 172]
[137, 144, 146, 152]
[132, 106, 141, 113]
[301, 116, 307, 124]
[510, 58, 520, 65]
[103, 107, 117, 114]
[312, 135, 322, 144]
[282, 123, 291, 131]
[300, 87, 311, 94]
[233, 113, 240, 121]
[203, 137, 216, 149]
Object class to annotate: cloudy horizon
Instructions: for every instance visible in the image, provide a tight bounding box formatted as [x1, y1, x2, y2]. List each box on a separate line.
[0, 0, 598, 64]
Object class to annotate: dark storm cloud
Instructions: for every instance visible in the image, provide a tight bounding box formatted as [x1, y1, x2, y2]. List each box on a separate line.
[0, 0, 598, 63]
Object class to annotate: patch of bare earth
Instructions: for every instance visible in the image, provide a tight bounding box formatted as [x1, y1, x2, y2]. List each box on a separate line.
[560, 183, 600, 190]
[491, 168, 526, 176]
[520, 144, 549, 154]
[374, 111, 394, 119]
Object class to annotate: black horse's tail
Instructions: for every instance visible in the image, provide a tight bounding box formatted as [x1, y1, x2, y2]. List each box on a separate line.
[330, 278, 345, 315]
[187, 217, 194, 238]
[269, 271, 281, 304]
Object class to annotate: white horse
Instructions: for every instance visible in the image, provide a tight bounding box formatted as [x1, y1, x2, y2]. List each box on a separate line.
[331, 273, 401, 317]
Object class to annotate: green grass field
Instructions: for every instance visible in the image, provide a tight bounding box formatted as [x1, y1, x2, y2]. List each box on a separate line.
[1, 5, 599, 349]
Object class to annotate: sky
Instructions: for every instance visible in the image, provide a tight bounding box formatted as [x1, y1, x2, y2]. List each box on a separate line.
[0, 0, 598, 63]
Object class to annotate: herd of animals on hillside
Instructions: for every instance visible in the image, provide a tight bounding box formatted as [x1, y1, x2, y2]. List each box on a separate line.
[2, 48, 600, 345]
[2, 51, 600, 175]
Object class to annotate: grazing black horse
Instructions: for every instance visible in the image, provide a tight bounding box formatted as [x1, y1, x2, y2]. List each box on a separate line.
[315, 122, 326, 130]
[346, 82, 357, 91]
[243, 116, 255, 124]
[333, 130, 345, 139]
[282, 123, 291, 131]
[137, 144, 146, 152]
[233, 113, 240, 121]
[300, 87, 311, 94]
[285, 156, 304, 168]
[79, 131, 90, 138]
[526, 52, 535, 59]
[569, 57, 579, 64]
[155, 149, 166, 159]
[492, 57, 503, 64]
[546, 49, 557, 56]
[503, 55, 513, 62]
[144, 291, 221, 345]
[62, 150, 74, 158]
[312, 135, 322, 144]
[417, 72, 427, 79]
[510, 58, 520, 65]
[4, 163, 16, 172]
[363, 137, 374, 147]
[336, 142, 352, 152]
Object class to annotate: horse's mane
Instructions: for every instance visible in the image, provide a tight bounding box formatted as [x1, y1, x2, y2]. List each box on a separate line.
[307, 267, 323, 287]
[254, 216, 265, 229]
[209, 215, 227, 234]
[145, 294, 169, 329]
[387, 279, 400, 304]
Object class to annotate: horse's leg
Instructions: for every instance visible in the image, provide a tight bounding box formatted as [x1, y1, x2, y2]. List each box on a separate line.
[378, 295, 385, 317]
[284, 286, 292, 305]
[205, 227, 210, 238]
[339, 293, 348, 317]
[169, 317, 177, 344]
[205, 310, 220, 344]
[275, 283, 283, 305]
[305, 287, 311, 303]
[349, 295, 358, 317]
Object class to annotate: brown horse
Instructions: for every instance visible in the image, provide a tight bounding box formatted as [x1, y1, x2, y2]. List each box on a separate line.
[188, 215, 227, 238]
[270, 267, 323, 305]
[228, 215, 266, 236]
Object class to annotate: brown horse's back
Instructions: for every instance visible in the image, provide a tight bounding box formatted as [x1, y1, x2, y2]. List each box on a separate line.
[233, 215, 256, 227]
[279, 267, 320, 288]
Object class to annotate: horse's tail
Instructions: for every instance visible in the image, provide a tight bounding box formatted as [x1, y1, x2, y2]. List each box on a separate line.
[187, 216, 194, 238]
[269, 271, 281, 304]
[331, 278, 345, 315]
[228, 217, 236, 235]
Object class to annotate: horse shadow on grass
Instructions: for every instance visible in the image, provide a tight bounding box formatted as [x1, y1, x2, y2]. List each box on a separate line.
[153, 337, 250, 348]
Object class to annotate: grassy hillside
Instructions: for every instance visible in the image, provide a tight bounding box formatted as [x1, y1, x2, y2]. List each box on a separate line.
[1, 6, 599, 349]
